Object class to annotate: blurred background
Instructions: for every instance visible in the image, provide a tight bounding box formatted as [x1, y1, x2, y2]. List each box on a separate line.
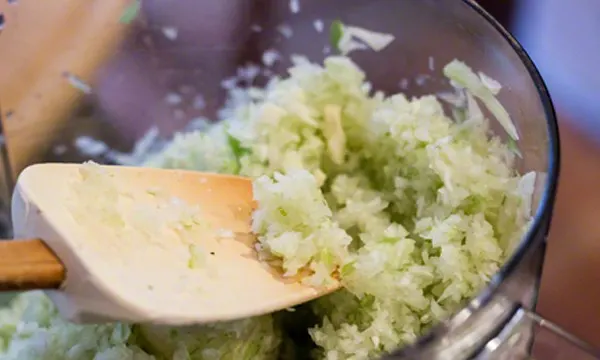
[1, 0, 600, 355]
[479, 0, 600, 351]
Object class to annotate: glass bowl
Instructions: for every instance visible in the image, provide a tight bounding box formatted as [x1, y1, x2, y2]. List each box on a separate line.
[0, 0, 593, 358]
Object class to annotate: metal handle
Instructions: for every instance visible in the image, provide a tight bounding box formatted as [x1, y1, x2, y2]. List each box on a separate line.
[475, 305, 600, 359]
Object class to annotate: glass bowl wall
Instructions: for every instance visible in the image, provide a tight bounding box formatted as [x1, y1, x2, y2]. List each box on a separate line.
[0, 0, 562, 358]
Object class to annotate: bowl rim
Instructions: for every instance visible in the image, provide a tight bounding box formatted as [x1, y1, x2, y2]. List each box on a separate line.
[387, 0, 560, 357]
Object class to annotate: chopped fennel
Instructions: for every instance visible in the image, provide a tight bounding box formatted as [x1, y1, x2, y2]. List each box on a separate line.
[428, 56, 435, 71]
[262, 49, 281, 67]
[478, 71, 502, 95]
[165, 93, 183, 105]
[63, 72, 92, 94]
[162, 26, 179, 41]
[322, 104, 347, 165]
[443, 60, 519, 140]
[330, 20, 395, 55]
[187, 244, 205, 269]
[0, 54, 535, 360]
[74, 136, 108, 157]
[289, 0, 300, 14]
[277, 24, 294, 39]
[67, 161, 207, 257]
[517, 171, 537, 217]
[120, 0, 141, 24]
[216, 228, 235, 239]
[313, 19, 325, 33]
[507, 137, 523, 158]
[343, 26, 395, 52]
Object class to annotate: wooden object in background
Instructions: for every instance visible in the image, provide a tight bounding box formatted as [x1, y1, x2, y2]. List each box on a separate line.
[0, 0, 129, 180]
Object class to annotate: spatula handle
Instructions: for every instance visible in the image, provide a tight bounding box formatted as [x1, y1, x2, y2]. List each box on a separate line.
[0, 239, 65, 291]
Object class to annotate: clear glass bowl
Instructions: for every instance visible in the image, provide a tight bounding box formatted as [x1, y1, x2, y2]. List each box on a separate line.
[0, 0, 595, 358]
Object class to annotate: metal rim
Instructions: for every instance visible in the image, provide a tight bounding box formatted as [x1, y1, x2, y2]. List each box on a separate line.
[387, 0, 560, 357]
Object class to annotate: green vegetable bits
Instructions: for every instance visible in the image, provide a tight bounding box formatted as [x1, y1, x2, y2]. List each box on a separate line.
[0, 56, 533, 360]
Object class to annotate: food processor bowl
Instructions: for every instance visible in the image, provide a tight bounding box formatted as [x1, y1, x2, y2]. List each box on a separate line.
[0, 0, 594, 358]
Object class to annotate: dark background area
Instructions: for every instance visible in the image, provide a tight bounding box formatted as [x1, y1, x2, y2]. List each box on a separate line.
[479, 0, 516, 28]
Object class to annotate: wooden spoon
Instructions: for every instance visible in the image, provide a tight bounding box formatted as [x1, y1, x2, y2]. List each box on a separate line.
[1, 163, 340, 325]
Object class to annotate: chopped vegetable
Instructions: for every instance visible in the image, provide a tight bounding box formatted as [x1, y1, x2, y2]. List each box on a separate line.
[322, 104, 347, 165]
[478, 71, 502, 95]
[342, 26, 395, 52]
[507, 137, 523, 158]
[329, 20, 344, 51]
[162, 27, 178, 41]
[253, 170, 351, 286]
[262, 49, 281, 67]
[289, 0, 300, 14]
[277, 24, 294, 39]
[74, 136, 108, 157]
[120, 0, 141, 25]
[216, 228, 235, 239]
[0, 292, 152, 360]
[443, 60, 519, 140]
[330, 21, 394, 55]
[187, 244, 205, 269]
[0, 53, 534, 360]
[63, 71, 93, 94]
[135, 316, 281, 360]
[313, 19, 325, 33]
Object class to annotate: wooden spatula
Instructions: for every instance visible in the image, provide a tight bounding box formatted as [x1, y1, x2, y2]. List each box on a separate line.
[1, 163, 339, 325]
